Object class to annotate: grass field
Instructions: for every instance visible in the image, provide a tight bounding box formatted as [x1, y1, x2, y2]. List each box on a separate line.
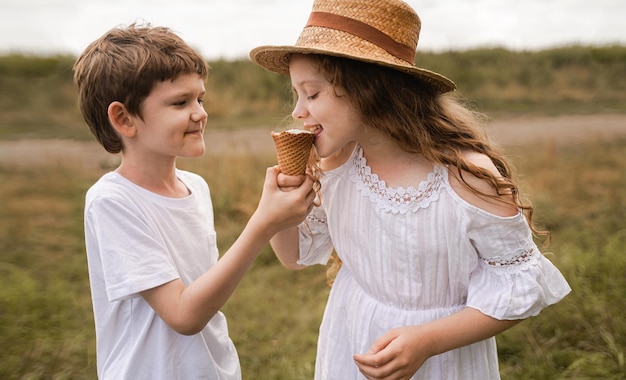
[1, 136, 625, 379]
[1, 47, 625, 379]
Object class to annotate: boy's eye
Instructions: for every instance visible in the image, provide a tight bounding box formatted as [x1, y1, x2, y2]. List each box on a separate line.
[173, 98, 204, 107]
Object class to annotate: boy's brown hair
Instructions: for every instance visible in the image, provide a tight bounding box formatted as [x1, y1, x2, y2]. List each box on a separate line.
[73, 23, 209, 153]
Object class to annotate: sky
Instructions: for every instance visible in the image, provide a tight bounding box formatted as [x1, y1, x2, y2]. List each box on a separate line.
[0, 0, 624, 60]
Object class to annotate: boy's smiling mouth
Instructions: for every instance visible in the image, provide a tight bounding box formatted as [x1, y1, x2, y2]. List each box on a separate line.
[185, 128, 203, 135]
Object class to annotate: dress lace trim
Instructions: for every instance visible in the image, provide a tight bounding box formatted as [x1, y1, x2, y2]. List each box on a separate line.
[305, 206, 327, 227]
[480, 246, 538, 273]
[349, 146, 445, 214]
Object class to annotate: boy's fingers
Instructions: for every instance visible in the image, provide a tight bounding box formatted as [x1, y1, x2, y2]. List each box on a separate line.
[278, 172, 306, 188]
[264, 166, 281, 189]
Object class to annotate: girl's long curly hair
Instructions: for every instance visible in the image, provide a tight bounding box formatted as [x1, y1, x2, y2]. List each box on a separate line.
[299, 54, 549, 286]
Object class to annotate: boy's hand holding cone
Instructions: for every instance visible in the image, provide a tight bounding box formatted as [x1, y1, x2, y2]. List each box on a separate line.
[271, 129, 315, 176]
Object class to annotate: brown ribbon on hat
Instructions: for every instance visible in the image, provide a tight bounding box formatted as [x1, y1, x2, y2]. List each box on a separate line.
[305, 11, 415, 64]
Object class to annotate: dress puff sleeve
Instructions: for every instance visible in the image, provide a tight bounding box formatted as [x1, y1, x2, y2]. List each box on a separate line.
[297, 204, 334, 266]
[465, 210, 571, 320]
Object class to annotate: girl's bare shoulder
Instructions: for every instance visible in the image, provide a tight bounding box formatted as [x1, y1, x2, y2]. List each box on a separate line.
[447, 150, 518, 217]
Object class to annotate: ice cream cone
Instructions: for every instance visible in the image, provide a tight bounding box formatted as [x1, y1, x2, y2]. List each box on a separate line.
[271, 129, 315, 175]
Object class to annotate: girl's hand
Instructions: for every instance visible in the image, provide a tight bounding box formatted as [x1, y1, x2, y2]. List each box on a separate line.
[353, 308, 522, 379]
[353, 326, 431, 380]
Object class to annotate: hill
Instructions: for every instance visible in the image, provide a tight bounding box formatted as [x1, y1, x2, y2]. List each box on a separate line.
[1, 45, 625, 140]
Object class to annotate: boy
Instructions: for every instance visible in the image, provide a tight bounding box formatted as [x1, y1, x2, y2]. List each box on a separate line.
[73, 24, 316, 379]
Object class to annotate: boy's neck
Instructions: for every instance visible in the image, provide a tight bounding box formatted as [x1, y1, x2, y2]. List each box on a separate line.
[115, 160, 190, 198]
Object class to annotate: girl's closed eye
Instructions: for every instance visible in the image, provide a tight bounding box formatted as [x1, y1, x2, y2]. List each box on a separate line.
[307, 92, 320, 100]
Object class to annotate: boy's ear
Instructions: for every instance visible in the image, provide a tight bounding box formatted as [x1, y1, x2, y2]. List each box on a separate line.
[107, 101, 136, 137]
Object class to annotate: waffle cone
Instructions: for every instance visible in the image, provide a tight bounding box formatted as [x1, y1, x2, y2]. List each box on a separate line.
[271, 129, 315, 175]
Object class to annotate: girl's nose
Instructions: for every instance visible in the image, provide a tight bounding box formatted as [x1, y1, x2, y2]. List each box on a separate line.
[291, 98, 308, 120]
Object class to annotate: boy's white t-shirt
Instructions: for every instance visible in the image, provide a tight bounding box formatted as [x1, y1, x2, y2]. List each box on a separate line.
[84, 169, 241, 380]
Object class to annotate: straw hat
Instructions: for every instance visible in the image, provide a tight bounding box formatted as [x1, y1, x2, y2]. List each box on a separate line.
[250, 0, 455, 93]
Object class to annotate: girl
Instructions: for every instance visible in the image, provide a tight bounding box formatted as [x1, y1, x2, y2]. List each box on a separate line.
[250, 0, 571, 379]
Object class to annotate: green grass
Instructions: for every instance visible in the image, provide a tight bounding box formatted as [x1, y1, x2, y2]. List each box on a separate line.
[1, 137, 625, 379]
[496, 139, 626, 379]
[0, 165, 96, 378]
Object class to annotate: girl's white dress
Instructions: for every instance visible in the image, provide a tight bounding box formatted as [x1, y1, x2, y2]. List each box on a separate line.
[297, 145, 571, 380]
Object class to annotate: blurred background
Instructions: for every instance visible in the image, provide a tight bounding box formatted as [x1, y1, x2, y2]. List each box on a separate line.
[1, 0, 625, 59]
[1, 1, 625, 379]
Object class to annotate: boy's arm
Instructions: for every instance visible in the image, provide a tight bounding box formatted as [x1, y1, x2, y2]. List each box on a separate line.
[141, 167, 315, 335]
[268, 170, 311, 270]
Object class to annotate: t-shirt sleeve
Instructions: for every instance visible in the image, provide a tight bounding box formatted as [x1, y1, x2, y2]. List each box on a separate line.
[86, 197, 179, 302]
[465, 211, 571, 320]
[296, 204, 334, 266]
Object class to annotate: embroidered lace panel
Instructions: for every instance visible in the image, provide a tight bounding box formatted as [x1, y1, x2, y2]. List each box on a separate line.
[306, 208, 327, 225]
[481, 247, 538, 272]
[349, 146, 444, 214]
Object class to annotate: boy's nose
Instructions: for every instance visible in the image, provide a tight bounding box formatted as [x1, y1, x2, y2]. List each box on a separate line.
[193, 104, 208, 122]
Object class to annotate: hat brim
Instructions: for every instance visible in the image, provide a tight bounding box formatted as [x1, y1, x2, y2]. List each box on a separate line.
[250, 45, 456, 94]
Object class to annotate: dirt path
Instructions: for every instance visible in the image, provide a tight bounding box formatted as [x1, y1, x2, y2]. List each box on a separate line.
[0, 114, 624, 170]
[485, 113, 626, 147]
